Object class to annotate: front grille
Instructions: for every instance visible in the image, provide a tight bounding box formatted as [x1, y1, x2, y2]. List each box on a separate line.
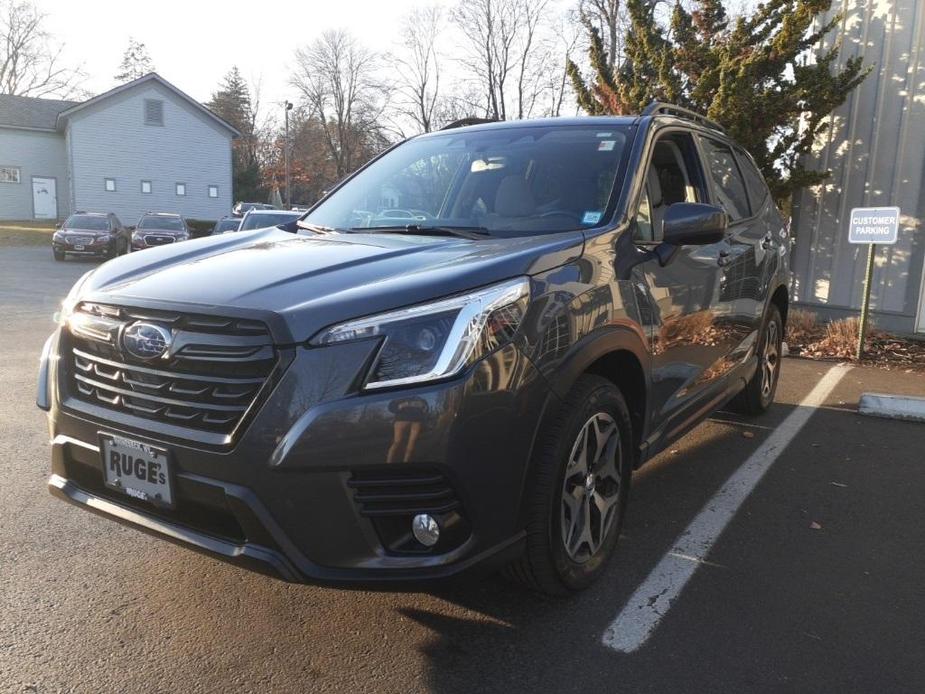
[66, 302, 276, 436]
[144, 234, 175, 245]
[347, 468, 460, 517]
[68, 235, 94, 245]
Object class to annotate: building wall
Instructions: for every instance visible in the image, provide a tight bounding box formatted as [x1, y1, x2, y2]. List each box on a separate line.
[67, 82, 233, 226]
[0, 127, 70, 221]
[790, 0, 925, 334]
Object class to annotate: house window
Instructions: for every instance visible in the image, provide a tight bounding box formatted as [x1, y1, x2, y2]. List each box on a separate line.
[141, 180, 152, 194]
[144, 99, 164, 126]
[175, 183, 186, 196]
[208, 185, 218, 198]
[105, 178, 116, 192]
[0, 166, 21, 184]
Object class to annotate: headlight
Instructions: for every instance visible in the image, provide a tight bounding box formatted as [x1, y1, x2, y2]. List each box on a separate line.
[56, 269, 95, 324]
[177, 233, 189, 241]
[312, 277, 530, 389]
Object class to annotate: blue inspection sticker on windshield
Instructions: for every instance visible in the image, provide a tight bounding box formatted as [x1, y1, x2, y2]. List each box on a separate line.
[582, 211, 603, 225]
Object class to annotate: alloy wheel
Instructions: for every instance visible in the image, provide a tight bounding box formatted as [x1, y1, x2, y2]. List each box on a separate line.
[560, 412, 623, 563]
[761, 319, 780, 399]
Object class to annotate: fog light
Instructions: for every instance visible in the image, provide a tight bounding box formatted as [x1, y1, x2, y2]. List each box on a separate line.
[412, 514, 440, 547]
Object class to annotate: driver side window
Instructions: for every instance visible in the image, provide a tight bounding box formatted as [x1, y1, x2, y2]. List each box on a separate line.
[633, 132, 705, 243]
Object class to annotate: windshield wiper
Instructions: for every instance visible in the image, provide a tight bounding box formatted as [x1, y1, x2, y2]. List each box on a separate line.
[296, 221, 338, 234]
[349, 224, 491, 240]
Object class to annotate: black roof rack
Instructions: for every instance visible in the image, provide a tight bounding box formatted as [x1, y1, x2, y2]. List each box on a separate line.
[641, 102, 725, 133]
[440, 117, 499, 131]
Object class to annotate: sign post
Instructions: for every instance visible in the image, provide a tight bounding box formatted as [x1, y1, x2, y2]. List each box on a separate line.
[847, 206, 900, 359]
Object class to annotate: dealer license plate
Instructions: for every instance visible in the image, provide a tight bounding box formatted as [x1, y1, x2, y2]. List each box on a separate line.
[74, 245, 85, 251]
[100, 434, 174, 507]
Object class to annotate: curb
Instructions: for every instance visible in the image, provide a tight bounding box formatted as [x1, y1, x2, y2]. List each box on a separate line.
[858, 393, 925, 423]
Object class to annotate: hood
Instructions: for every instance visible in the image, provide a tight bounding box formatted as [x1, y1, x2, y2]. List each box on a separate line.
[61, 228, 109, 236]
[79, 228, 584, 343]
[134, 227, 186, 236]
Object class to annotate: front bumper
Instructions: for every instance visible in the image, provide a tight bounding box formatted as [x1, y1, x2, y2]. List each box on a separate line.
[41, 330, 552, 584]
[53, 236, 114, 256]
[131, 235, 181, 250]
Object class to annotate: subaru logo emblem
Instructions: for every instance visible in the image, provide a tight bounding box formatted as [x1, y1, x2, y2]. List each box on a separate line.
[122, 322, 172, 360]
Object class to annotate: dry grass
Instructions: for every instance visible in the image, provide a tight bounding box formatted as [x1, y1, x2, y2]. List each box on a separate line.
[787, 311, 925, 371]
[0, 220, 56, 246]
[811, 316, 863, 359]
[785, 308, 818, 345]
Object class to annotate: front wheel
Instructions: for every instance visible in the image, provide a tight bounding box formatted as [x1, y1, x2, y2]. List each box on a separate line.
[732, 304, 783, 415]
[505, 375, 634, 595]
[53, 248, 65, 261]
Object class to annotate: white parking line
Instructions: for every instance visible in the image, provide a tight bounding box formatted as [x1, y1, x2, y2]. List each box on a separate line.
[602, 364, 850, 653]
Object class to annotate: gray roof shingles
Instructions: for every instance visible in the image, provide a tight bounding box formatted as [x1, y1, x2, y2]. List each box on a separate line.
[0, 94, 81, 130]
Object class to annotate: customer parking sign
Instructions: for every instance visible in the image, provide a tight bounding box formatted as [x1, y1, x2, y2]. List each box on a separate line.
[848, 206, 900, 245]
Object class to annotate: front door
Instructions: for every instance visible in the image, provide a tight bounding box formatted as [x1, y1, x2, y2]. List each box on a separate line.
[633, 131, 732, 446]
[32, 177, 57, 220]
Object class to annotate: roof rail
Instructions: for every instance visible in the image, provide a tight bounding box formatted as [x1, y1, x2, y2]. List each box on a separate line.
[641, 102, 725, 133]
[440, 117, 499, 131]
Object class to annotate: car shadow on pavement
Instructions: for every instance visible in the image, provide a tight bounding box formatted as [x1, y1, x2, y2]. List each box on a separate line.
[395, 405, 794, 694]
[398, 394, 925, 694]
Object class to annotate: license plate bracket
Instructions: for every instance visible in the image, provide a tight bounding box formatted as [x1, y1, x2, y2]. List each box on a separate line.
[99, 434, 174, 508]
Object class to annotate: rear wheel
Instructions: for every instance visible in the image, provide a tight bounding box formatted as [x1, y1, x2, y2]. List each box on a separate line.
[506, 374, 634, 595]
[731, 305, 783, 415]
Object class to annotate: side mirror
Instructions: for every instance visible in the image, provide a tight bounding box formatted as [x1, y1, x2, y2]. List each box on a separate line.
[661, 202, 727, 246]
[662, 202, 728, 246]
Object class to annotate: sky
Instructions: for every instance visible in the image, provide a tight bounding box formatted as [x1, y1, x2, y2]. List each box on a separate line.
[40, 0, 456, 110]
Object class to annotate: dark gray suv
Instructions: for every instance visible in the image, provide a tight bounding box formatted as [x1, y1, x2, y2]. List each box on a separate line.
[38, 104, 789, 594]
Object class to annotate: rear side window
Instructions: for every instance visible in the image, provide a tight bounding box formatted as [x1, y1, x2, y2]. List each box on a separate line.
[736, 149, 770, 212]
[699, 138, 750, 221]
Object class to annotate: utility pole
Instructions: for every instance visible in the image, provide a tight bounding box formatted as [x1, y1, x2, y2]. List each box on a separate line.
[284, 101, 293, 209]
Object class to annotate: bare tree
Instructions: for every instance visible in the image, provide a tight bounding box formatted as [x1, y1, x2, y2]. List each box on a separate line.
[579, 0, 624, 71]
[390, 5, 444, 134]
[545, 15, 582, 117]
[0, 0, 83, 97]
[453, 0, 555, 122]
[291, 30, 385, 179]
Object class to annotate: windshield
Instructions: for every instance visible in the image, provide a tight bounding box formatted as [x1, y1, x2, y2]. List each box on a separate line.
[215, 219, 240, 232]
[240, 212, 300, 230]
[303, 124, 631, 237]
[65, 215, 109, 231]
[138, 216, 184, 231]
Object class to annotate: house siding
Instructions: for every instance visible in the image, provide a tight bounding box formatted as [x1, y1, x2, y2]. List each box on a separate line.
[67, 82, 233, 226]
[0, 127, 70, 220]
[790, 0, 925, 334]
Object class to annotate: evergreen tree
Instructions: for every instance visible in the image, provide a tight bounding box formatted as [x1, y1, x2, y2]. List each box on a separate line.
[114, 38, 155, 82]
[568, 0, 868, 203]
[207, 67, 265, 202]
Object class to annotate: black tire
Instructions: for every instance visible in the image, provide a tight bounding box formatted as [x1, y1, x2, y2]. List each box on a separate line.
[53, 248, 65, 261]
[505, 374, 634, 595]
[731, 304, 783, 416]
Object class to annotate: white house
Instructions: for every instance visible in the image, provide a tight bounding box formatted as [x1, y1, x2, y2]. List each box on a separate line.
[0, 73, 238, 224]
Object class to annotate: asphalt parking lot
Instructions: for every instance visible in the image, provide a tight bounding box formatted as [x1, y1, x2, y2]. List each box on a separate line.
[2, 244, 925, 693]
